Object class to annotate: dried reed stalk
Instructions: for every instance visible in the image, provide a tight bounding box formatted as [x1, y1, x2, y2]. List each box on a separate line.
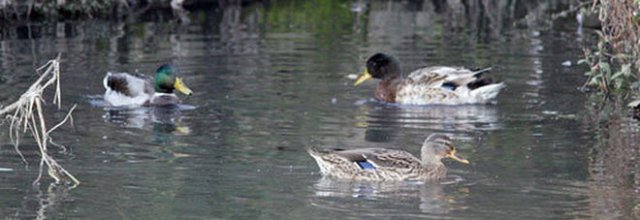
[0, 55, 79, 187]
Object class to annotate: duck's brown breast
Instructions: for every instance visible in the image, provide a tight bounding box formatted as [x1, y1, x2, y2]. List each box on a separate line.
[375, 79, 400, 103]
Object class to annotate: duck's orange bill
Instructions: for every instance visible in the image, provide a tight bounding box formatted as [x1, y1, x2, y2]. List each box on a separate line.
[447, 149, 469, 164]
[174, 77, 193, 96]
[354, 69, 372, 86]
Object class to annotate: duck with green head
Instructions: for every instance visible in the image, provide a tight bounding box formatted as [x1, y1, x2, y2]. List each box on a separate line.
[307, 133, 469, 181]
[103, 64, 193, 107]
[354, 53, 505, 105]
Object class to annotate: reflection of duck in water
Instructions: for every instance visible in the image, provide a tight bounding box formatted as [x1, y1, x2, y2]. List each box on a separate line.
[308, 134, 469, 181]
[312, 177, 457, 215]
[103, 64, 193, 107]
[358, 103, 501, 143]
[354, 53, 505, 105]
[103, 106, 192, 137]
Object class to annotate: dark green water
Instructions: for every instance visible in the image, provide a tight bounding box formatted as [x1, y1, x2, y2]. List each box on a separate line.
[1, 1, 639, 219]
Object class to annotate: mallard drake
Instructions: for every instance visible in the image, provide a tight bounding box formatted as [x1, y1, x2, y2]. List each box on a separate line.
[354, 53, 505, 105]
[307, 133, 469, 181]
[103, 64, 193, 107]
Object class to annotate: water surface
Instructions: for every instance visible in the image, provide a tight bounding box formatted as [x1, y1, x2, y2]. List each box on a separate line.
[1, 1, 639, 219]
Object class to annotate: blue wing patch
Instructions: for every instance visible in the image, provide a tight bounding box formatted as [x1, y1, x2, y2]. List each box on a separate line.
[356, 161, 376, 170]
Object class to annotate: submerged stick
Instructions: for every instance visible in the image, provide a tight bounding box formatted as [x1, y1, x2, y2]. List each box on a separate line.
[0, 55, 79, 187]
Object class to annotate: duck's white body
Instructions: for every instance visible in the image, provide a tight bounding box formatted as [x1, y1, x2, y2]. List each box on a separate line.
[395, 66, 505, 105]
[103, 72, 153, 107]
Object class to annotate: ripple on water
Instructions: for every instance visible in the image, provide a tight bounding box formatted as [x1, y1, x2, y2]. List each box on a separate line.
[0, 1, 619, 219]
[355, 102, 502, 134]
[451, 175, 592, 219]
[309, 176, 471, 218]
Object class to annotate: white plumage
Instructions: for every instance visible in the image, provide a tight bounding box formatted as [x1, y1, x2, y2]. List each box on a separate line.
[102, 72, 153, 107]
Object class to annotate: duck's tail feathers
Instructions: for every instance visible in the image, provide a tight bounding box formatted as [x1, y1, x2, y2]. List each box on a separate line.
[307, 146, 326, 157]
[307, 146, 333, 175]
[472, 67, 493, 78]
[103, 72, 114, 91]
[470, 82, 505, 103]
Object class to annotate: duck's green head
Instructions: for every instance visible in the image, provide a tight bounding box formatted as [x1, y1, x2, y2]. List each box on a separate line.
[154, 64, 193, 95]
[354, 53, 402, 86]
[422, 133, 469, 164]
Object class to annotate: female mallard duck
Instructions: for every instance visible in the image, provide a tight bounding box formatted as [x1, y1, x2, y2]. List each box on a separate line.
[307, 133, 469, 181]
[354, 53, 505, 105]
[103, 64, 193, 107]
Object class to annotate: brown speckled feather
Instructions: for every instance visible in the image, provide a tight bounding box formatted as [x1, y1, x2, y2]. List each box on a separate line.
[391, 66, 503, 105]
[307, 146, 447, 181]
[360, 148, 420, 169]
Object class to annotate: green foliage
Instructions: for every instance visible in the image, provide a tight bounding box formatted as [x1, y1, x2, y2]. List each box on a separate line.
[581, 0, 640, 111]
[261, 0, 355, 34]
[579, 34, 637, 93]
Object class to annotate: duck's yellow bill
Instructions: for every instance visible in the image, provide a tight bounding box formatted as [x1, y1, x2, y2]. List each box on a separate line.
[174, 77, 193, 96]
[447, 149, 469, 164]
[354, 69, 372, 86]
[174, 126, 191, 135]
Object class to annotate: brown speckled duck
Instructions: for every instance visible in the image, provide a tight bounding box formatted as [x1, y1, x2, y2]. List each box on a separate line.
[307, 133, 469, 181]
[354, 53, 505, 105]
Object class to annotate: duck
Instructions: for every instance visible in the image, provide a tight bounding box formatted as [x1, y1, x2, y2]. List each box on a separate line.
[354, 53, 505, 105]
[103, 64, 193, 107]
[307, 133, 469, 181]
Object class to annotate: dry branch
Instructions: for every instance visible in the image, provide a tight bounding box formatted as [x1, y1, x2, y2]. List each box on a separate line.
[0, 55, 79, 187]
